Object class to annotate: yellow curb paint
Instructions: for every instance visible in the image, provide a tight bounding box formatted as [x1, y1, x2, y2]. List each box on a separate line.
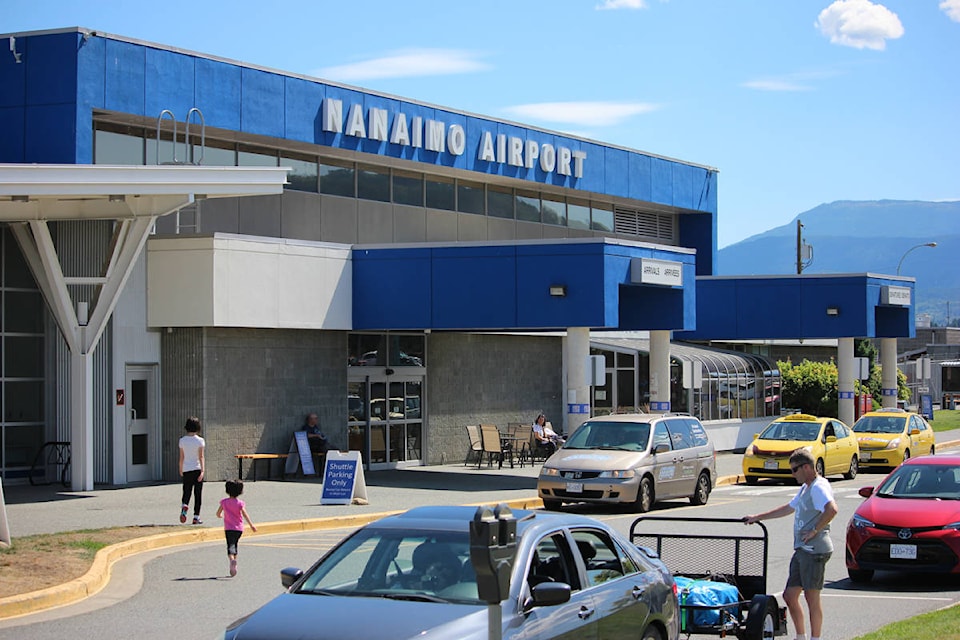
[0, 496, 543, 620]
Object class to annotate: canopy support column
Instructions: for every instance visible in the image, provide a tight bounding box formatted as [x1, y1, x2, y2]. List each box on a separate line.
[650, 330, 671, 413]
[880, 338, 898, 409]
[837, 338, 855, 427]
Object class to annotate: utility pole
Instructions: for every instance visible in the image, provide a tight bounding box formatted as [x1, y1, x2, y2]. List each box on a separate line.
[796, 220, 804, 274]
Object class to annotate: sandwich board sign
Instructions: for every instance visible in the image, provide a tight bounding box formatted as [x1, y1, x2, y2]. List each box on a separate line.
[285, 430, 316, 476]
[321, 450, 368, 505]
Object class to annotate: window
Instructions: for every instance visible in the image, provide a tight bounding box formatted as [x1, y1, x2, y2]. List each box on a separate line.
[457, 181, 484, 215]
[389, 334, 425, 368]
[94, 129, 144, 165]
[238, 145, 278, 167]
[567, 199, 591, 230]
[348, 334, 385, 367]
[516, 191, 540, 222]
[541, 196, 566, 226]
[320, 160, 355, 197]
[591, 203, 614, 232]
[357, 165, 390, 202]
[425, 176, 455, 211]
[487, 186, 515, 219]
[281, 154, 318, 192]
[572, 529, 626, 587]
[393, 170, 424, 206]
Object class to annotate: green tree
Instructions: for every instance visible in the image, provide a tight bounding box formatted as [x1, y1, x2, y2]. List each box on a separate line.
[778, 359, 838, 417]
[857, 365, 910, 403]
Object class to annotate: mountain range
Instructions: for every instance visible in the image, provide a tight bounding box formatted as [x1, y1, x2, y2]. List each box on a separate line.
[717, 200, 959, 326]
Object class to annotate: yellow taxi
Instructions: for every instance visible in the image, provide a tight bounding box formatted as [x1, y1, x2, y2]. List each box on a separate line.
[851, 408, 936, 469]
[742, 413, 860, 484]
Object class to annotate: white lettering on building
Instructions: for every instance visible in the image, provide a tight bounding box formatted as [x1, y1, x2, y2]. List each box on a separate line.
[320, 98, 586, 178]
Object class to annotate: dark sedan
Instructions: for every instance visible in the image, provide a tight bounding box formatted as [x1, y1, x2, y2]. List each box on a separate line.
[222, 505, 679, 640]
[846, 454, 960, 583]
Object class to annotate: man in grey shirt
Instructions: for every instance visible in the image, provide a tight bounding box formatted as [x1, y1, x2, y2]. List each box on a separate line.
[744, 448, 838, 640]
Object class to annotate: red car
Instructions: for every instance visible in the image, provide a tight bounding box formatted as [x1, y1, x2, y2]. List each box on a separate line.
[846, 455, 960, 583]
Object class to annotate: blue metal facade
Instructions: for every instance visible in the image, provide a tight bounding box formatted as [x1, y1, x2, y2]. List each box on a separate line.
[675, 275, 916, 340]
[352, 240, 696, 331]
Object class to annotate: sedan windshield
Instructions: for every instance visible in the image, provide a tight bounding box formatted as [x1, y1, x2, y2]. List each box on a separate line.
[562, 421, 651, 451]
[759, 421, 821, 442]
[876, 465, 960, 499]
[296, 529, 483, 604]
[853, 416, 905, 434]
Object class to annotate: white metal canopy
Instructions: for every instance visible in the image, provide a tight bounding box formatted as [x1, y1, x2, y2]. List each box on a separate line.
[0, 164, 289, 490]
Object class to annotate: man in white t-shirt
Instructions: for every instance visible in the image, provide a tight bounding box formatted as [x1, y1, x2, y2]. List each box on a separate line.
[178, 416, 205, 525]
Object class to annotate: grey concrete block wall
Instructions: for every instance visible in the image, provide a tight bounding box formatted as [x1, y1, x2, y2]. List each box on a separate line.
[426, 333, 562, 465]
[161, 327, 347, 481]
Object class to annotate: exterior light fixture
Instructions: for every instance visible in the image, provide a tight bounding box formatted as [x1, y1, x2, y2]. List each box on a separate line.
[826, 307, 839, 316]
[549, 285, 567, 297]
[896, 242, 937, 276]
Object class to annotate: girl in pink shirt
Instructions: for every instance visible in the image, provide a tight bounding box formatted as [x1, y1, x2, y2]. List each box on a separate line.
[216, 479, 257, 577]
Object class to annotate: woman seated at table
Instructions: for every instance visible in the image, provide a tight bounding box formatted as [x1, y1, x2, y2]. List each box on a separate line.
[533, 413, 564, 456]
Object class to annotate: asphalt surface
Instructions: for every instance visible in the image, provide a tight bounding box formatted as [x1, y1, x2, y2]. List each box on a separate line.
[2, 428, 959, 621]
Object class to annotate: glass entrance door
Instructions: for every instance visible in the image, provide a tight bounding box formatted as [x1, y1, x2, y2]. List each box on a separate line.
[348, 377, 423, 470]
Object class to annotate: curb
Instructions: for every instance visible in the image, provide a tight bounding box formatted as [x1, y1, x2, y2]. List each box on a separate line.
[0, 495, 545, 621]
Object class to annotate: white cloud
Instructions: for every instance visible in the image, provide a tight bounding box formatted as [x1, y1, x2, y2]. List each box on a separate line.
[501, 101, 660, 127]
[742, 79, 812, 92]
[595, 0, 648, 10]
[314, 49, 489, 82]
[941, 0, 960, 22]
[815, 0, 904, 50]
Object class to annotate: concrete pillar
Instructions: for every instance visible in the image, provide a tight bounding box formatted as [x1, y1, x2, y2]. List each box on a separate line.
[837, 338, 855, 427]
[70, 351, 95, 491]
[649, 330, 671, 413]
[880, 338, 898, 409]
[565, 327, 591, 435]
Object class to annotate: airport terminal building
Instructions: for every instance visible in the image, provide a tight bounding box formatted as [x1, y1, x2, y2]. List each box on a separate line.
[0, 28, 916, 489]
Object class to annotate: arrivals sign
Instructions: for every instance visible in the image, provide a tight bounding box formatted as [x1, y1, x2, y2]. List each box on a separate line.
[631, 258, 683, 287]
[321, 98, 587, 179]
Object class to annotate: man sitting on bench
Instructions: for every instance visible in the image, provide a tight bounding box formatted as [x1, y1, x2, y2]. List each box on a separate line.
[301, 412, 330, 456]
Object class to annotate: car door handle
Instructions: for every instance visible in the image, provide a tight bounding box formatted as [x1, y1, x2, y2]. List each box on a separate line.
[632, 586, 646, 600]
[578, 605, 595, 619]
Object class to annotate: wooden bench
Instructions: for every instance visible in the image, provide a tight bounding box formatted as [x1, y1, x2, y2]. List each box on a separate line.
[235, 453, 288, 481]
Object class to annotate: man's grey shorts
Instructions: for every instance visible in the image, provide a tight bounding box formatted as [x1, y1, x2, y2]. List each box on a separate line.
[786, 549, 831, 590]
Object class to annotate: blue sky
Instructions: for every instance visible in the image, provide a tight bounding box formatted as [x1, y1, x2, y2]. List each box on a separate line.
[2, 0, 958, 247]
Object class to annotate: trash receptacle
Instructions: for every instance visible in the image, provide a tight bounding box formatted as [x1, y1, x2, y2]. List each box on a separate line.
[944, 395, 956, 410]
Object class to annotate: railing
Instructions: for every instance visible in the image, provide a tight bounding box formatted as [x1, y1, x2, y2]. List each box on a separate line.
[29, 441, 71, 487]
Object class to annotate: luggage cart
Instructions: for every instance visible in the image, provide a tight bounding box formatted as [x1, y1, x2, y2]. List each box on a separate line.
[630, 516, 787, 640]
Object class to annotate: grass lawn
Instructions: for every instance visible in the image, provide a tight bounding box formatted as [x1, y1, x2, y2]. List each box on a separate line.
[931, 408, 960, 433]
[853, 603, 960, 640]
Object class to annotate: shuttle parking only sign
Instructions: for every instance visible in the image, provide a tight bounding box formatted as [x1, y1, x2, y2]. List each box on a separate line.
[321, 451, 368, 505]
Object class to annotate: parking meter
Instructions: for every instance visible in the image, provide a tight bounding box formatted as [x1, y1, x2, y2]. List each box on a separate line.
[469, 504, 518, 604]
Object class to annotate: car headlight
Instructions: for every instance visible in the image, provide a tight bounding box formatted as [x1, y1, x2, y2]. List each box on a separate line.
[598, 470, 636, 479]
[885, 438, 901, 449]
[540, 468, 560, 477]
[944, 522, 960, 531]
[851, 513, 875, 530]
[744, 443, 756, 455]
[802, 445, 813, 454]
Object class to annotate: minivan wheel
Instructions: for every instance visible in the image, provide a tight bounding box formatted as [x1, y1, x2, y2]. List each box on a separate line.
[690, 471, 711, 505]
[635, 476, 654, 513]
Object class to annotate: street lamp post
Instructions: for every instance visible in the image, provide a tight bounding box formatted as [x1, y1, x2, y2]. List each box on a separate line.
[896, 242, 937, 276]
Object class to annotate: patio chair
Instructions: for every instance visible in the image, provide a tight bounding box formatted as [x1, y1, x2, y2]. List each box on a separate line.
[464, 425, 483, 466]
[479, 424, 511, 469]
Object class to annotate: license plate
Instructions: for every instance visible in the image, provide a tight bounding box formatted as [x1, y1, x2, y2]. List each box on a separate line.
[566, 482, 583, 494]
[763, 460, 779, 470]
[860, 452, 872, 461]
[890, 544, 917, 560]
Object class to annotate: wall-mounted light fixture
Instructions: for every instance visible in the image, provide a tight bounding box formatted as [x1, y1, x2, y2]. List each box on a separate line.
[549, 285, 567, 297]
[109, 194, 126, 202]
[9, 37, 22, 64]
[11, 195, 29, 202]
[826, 307, 840, 316]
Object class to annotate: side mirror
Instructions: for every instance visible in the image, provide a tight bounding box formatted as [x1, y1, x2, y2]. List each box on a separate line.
[281, 567, 304, 589]
[858, 486, 874, 498]
[654, 443, 671, 454]
[524, 581, 571, 611]
[909, 428, 920, 435]
[825, 435, 837, 443]
[752, 433, 760, 440]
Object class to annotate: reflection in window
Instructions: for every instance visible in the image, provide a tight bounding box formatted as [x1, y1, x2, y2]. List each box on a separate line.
[389, 334, 425, 367]
[348, 334, 385, 366]
[282, 155, 318, 192]
[487, 186, 515, 219]
[542, 196, 566, 226]
[591, 203, 614, 232]
[567, 200, 591, 230]
[457, 181, 484, 215]
[358, 165, 390, 202]
[516, 191, 540, 223]
[426, 177, 455, 211]
[393, 170, 424, 206]
[320, 160, 356, 197]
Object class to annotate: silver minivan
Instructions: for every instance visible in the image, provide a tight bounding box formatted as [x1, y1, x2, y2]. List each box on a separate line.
[537, 413, 716, 512]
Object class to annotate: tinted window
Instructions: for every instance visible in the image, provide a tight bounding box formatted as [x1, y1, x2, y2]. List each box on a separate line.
[665, 418, 695, 450]
[685, 418, 709, 447]
[571, 529, 626, 587]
